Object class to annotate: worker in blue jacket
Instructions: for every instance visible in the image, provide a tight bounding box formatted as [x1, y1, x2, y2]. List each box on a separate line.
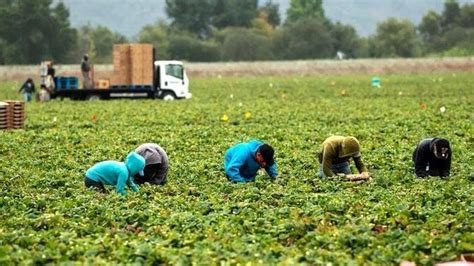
[224, 140, 278, 183]
[85, 151, 145, 195]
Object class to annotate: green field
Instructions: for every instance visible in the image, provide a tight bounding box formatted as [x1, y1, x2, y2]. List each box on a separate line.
[0, 73, 473, 265]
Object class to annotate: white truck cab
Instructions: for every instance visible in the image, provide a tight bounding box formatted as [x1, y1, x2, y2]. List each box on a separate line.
[154, 60, 192, 100]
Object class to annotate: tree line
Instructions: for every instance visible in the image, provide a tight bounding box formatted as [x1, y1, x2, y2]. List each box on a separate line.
[0, 0, 473, 64]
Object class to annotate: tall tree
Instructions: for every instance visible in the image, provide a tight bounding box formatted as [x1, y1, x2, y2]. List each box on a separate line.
[168, 32, 220, 61]
[212, 0, 258, 29]
[417, 2, 474, 55]
[418, 10, 443, 53]
[273, 17, 333, 59]
[220, 28, 273, 61]
[442, 0, 461, 27]
[165, 0, 259, 36]
[76, 25, 127, 64]
[419, 11, 442, 38]
[286, 0, 325, 25]
[258, 0, 281, 28]
[370, 18, 419, 58]
[0, 0, 77, 64]
[252, 11, 276, 36]
[330, 22, 360, 58]
[138, 20, 170, 60]
[165, 0, 215, 37]
[459, 3, 474, 28]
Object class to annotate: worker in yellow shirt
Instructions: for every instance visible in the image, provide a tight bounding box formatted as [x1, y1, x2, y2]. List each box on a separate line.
[318, 136, 370, 179]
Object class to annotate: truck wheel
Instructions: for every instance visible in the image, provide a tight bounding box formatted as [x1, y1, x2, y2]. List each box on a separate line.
[86, 94, 100, 101]
[161, 91, 176, 101]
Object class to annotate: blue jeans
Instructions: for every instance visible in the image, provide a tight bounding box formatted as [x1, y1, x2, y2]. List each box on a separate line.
[23, 92, 32, 102]
[319, 162, 352, 178]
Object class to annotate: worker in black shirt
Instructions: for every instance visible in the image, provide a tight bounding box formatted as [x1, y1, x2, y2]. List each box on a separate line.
[412, 138, 451, 178]
[18, 78, 35, 102]
[81, 54, 92, 89]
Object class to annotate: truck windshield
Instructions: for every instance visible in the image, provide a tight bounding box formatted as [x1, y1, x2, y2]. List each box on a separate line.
[165, 64, 183, 80]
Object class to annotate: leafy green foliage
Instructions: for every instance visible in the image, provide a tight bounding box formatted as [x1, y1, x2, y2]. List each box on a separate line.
[219, 28, 273, 61]
[330, 22, 362, 58]
[459, 3, 474, 28]
[165, 0, 215, 37]
[369, 18, 420, 58]
[259, 0, 281, 28]
[0, 73, 473, 264]
[0, 0, 77, 64]
[138, 20, 171, 60]
[213, 0, 259, 29]
[273, 17, 334, 59]
[419, 1, 474, 56]
[168, 33, 221, 62]
[75, 25, 128, 64]
[165, 0, 259, 38]
[285, 0, 325, 25]
[442, 0, 462, 27]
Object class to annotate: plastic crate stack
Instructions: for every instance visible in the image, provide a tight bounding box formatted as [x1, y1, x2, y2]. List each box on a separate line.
[0, 100, 25, 130]
[55, 76, 79, 90]
[0, 102, 11, 130]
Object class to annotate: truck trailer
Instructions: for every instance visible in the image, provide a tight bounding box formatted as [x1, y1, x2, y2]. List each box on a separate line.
[50, 44, 192, 101]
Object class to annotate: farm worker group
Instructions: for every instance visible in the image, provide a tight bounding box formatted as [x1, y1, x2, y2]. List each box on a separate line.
[18, 63, 56, 103]
[221, 136, 451, 183]
[84, 137, 452, 195]
[38, 62, 56, 102]
[84, 143, 169, 195]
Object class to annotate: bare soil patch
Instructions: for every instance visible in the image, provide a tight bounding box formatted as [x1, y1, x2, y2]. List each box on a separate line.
[1, 57, 473, 82]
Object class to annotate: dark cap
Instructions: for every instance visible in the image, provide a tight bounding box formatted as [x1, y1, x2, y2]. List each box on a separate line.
[432, 138, 450, 159]
[432, 138, 450, 149]
[259, 144, 275, 166]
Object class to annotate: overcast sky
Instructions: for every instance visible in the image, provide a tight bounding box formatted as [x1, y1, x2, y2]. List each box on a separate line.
[55, 0, 474, 37]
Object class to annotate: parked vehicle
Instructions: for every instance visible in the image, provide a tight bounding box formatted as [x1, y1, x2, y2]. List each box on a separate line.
[50, 44, 192, 101]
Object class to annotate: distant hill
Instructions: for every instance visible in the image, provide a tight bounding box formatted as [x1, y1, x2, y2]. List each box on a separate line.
[54, 0, 473, 37]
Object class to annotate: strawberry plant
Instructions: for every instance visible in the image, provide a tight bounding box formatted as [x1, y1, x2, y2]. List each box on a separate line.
[0, 73, 473, 264]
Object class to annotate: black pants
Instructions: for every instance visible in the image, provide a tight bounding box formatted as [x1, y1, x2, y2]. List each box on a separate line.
[134, 164, 168, 185]
[84, 177, 107, 193]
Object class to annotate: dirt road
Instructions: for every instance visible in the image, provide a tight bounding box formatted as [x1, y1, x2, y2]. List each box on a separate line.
[1, 57, 473, 82]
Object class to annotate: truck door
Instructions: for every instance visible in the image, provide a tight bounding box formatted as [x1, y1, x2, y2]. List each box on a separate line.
[163, 64, 189, 98]
[155, 66, 160, 89]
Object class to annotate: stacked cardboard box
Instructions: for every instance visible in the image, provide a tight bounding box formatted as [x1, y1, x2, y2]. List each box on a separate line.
[131, 44, 154, 85]
[111, 44, 154, 87]
[0, 101, 25, 130]
[111, 44, 131, 85]
[94, 79, 110, 89]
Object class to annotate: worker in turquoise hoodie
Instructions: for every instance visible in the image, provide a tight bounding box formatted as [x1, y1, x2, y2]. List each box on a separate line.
[84, 151, 145, 195]
[224, 140, 278, 183]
